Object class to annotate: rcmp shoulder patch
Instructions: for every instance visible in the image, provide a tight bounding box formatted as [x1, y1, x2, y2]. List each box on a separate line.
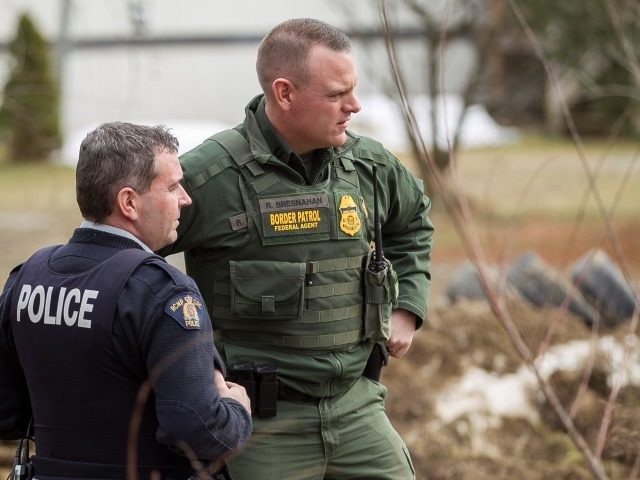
[164, 292, 205, 330]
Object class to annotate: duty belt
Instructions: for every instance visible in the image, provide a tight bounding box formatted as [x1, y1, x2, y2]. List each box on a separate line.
[277, 382, 322, 403]
[30, 455, 225, 480]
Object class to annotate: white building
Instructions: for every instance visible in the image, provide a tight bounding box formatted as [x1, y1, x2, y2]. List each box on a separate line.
[1, 0, 514, 162]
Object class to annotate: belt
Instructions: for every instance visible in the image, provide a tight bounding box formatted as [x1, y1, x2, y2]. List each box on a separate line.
[277, 382, 322, 403]
[31, 455, 204, 480]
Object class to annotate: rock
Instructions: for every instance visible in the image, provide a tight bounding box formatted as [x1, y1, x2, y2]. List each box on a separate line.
[570, 249, 638, 328]
[445, 261, 504, 303]
[506, 252, 598, 326]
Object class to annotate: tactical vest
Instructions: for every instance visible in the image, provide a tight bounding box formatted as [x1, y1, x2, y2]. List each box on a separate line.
[185, 130, 396, 353]
[10, 246, 192, 476]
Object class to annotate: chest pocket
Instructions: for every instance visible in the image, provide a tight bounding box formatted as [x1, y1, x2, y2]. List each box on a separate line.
[230, 260, 305, 320]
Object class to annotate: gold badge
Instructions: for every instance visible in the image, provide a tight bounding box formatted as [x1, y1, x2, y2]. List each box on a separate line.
[339, 194, 361, 236]
[183, 295, 201, 328]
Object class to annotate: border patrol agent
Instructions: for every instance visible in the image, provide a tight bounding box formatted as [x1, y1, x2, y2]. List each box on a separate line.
[160, 19, 433, 480]
[0, 122, 252, 480]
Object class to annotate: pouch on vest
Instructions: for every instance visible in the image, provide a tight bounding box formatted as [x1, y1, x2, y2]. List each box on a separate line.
[363, 250, 398, 342]
[230, 260, 306, 320]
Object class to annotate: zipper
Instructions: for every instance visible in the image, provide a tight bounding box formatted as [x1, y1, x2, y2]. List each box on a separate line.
[327, 352, 344, 396]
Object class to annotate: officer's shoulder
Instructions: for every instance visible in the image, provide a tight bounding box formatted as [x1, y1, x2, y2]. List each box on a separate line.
[348, 132, 394, 167]
[179, 128, 241, 189]
[130, 258, 207, 331]
[139, 256, 209, 331]
[131, 255, 196, 291]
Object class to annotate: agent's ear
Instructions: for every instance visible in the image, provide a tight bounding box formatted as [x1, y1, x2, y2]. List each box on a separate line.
[271, 78, 295, 111]
[115, 187, 139, 221]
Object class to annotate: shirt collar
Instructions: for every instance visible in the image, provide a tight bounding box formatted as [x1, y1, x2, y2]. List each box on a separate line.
[80, 220, 153, 252]
[253, 97, 298, 163]
[246, 94, 361, 175]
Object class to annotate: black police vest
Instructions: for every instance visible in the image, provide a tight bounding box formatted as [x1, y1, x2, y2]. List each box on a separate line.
[10, 246, 192, 477]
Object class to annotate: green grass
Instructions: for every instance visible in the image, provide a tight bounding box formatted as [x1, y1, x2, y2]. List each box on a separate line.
[0, 163, 77, 212]
[0, 162, 80, 281]
[453, 137, 640, 222]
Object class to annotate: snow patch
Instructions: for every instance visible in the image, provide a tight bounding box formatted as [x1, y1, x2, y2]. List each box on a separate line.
[435, 335, 640, 425]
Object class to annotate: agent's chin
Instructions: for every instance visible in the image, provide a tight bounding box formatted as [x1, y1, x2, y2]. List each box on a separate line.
[332, 133, 348, 147]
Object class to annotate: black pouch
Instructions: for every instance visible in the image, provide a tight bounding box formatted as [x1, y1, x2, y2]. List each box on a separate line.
[227, 362, 278, 418]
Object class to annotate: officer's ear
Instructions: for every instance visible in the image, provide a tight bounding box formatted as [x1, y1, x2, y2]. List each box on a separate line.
[115, 187, 140, 221]
[271, 78, 294, 111]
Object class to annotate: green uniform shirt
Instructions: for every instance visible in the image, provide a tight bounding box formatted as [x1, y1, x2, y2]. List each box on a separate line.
[162, 95, 433, 397]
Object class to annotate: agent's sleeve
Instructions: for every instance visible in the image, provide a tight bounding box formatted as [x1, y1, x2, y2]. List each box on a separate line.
[0, 270, 33, 440]
[381, 159, 434, 329]
[119, 268, 251, 461]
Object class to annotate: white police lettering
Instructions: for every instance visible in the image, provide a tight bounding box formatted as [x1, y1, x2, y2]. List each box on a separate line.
[16, 284, 98, 328]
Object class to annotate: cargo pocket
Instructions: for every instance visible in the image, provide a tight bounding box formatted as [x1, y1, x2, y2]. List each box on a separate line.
[230, 260, 306, 320]
[363, 251, 398, 342]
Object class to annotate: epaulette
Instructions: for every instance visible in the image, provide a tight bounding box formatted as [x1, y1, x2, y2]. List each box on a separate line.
[350, 134, 390, 166]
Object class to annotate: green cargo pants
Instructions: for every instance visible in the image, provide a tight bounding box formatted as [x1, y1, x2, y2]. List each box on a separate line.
[227, 376, 415, 480]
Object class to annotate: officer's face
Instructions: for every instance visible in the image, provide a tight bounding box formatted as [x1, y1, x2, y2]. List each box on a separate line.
[136, 149, 192, 251]
[287, 45, 361, 154]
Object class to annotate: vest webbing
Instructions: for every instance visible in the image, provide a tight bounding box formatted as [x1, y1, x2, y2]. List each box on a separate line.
[214, 279, 362, 300]
[196, 129, 370, 350]
[210, 129, 281, 193]
[218, 328, 363, 350]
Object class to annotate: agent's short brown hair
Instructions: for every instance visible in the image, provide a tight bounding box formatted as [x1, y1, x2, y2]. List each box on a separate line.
[256, 18, 351, 94]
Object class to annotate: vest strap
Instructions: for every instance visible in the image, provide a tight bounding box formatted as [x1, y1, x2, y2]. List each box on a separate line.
[306, 280, 361, 299]
[210, 129, 254, 167]
[213, 279, 361, 300]
[219, 328, 363, 349]
[212, 303, 362, 324]
[306, 255, 365, 273]
[189, 163, 224, 190]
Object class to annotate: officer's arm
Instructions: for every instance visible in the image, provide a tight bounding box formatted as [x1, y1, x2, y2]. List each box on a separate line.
[0, 273, 33, 440]
[125, 270, 251, 461]
[381, 160, 434, 329]
[149, 319, 252, 461]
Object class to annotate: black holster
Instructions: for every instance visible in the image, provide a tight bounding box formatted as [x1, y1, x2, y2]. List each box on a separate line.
[362, 342, 389, 381]
[227, 363, 278, 418]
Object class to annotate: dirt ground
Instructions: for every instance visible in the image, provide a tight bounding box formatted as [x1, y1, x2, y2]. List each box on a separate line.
[381, 209, 640, 480]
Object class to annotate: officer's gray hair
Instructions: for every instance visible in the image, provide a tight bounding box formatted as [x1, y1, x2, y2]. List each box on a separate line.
[256, 18, 352, 94]
[76, 121, 179, 222]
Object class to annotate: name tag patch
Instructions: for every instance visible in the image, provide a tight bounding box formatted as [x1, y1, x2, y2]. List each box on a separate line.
[165, 293, 204, 330]
[259, 194, 331, 237]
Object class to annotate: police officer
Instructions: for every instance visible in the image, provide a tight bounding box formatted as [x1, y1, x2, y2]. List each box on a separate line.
[161, 18, 433, 480]
[0, 122, 252, 479]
